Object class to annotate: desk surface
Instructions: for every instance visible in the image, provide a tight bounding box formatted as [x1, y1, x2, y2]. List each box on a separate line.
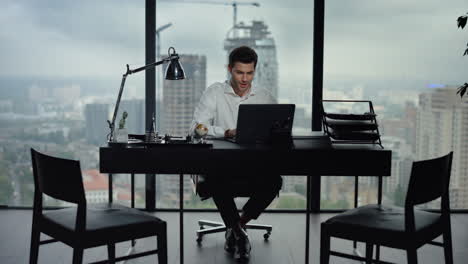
[100, 137, 391, 176]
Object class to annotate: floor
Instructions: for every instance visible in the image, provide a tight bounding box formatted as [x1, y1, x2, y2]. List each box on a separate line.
[1, 209, 467, 263]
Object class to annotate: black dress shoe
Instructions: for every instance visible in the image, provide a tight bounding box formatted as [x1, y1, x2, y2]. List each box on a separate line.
[234, 235, 251, 261]
[233, 227, 251, 261]
[224, 228, 236, 253]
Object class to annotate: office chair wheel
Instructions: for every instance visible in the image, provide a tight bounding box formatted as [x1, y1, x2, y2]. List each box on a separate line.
[263, 232, 271, 240]
[199, 225, 205, 230]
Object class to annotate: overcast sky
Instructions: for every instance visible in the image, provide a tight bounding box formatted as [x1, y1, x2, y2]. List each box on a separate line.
[0, 0, 467, 98]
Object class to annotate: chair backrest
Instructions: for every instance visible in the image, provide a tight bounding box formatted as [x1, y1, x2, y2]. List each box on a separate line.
[31, 148, 86, 204]
[405, 152, 453, 208]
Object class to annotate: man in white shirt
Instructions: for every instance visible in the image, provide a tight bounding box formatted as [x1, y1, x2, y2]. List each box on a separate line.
[191, 46, 282, 261]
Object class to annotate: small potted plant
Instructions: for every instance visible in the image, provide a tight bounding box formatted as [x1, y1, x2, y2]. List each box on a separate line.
[115, 111, 128, 142]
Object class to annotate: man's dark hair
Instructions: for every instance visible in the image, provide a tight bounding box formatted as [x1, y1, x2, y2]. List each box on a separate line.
[228, 46, 258, 68]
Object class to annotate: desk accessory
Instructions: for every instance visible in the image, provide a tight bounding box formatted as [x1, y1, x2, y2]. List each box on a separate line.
[193, 123, 209, 143]
[322, 100, 383, 148]
[107, 134, 212, 148]
[115, 111, 129, 142]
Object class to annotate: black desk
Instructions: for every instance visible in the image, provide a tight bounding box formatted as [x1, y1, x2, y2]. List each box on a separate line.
[100, 137, 391, 264]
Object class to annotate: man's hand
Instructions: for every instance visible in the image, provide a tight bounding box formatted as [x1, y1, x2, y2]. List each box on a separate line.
[224, 129, 237, 138]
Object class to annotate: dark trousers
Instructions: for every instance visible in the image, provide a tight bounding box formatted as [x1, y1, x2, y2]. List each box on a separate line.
[209, 174, 282, 228]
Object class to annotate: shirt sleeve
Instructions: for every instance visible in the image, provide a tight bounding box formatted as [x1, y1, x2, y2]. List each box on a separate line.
[190, 86, 226, 137]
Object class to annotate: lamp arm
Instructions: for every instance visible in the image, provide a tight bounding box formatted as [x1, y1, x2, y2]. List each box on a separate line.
[107, 53, 180, 141]
[127, 54, 179, 75]
[107, 73, 128, 141]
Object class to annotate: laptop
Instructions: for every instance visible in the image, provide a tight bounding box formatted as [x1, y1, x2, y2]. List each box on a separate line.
[227, 104, 295, 144]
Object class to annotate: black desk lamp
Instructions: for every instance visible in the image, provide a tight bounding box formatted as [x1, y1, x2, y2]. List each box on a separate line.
[107, 47, 185, 142]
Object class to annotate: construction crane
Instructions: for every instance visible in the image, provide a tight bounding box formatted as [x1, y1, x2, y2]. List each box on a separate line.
[156, 23, 173, 60]
[161, 0, 260, 30]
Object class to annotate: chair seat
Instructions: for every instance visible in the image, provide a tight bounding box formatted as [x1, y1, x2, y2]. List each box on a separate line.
[40, 203, 165, 248]
[324, 204, 442, 248]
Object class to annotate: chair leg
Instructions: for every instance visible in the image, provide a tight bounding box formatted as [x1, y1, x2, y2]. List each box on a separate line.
[406, 249, 418, 264]
[365, 243, 373, 264]
[375, 244, 381, 262]
[29, 228, 40, 264]
[158, 229, 168, 264]
[443, 227, 454, 264]
[72, 248, 83, 264]
[320, 225, 330, 264]
[107, 243, 115, 264]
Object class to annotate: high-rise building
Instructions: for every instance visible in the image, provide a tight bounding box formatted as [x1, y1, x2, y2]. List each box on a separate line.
[158, 54, 207, 205]
[415, 86, 468, 208]
[161, 54, 207, 136]
[381, 137, 414, 196]
[84, 103, 109, 145]
[224, 20, 279, 98]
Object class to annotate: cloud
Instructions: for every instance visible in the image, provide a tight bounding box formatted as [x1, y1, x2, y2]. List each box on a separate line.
[0, 0, 467, 90]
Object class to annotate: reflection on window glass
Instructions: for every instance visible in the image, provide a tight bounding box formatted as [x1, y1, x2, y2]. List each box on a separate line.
[0, 0, 144, 206]
[156, 0, 313, 209]
[323, 0, 468, 209]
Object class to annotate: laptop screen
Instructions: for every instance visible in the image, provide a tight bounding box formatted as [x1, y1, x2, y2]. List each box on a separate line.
[235, 104, 295, 144]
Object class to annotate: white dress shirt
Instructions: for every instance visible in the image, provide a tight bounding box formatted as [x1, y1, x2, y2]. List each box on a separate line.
[191, 80, 277, 137]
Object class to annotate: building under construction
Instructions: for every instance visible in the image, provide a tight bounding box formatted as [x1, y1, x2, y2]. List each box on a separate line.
[224, 20, 279, 98]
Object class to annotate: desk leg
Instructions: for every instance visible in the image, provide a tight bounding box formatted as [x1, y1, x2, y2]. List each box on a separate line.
[353, 176, 359, 250]
[131, 173, 136, 247]
[305, 175, 311, 264]
[378, 176, 383, 205]
[179, 173, 184, 264]
[108, 173, 113, 203]
[376, 176, 383, 261]
[145, 174, 156, 211]
[131, 173, 135, 208]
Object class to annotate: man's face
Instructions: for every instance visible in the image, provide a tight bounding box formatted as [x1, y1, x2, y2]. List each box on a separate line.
[228, 62, 255, 96]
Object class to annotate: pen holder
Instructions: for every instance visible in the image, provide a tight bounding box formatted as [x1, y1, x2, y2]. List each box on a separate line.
[114, 128, 128, 143]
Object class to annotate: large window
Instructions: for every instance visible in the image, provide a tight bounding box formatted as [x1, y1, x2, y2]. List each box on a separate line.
[322, 0, 468, 209]
[155, 0, 314, 209]
[0, 0, 146, 207]
[3, 0, 466, 211]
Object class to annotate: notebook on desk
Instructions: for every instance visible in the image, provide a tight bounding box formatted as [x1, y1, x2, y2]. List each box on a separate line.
[226, 104, 295, 144]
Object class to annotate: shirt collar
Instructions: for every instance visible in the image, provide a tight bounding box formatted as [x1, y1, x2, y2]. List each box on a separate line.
[223, 80, 257, 97]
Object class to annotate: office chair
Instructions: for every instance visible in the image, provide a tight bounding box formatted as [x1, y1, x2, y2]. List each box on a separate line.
[29, 148, 167, 264]
[192, 175, 273, 243]
[320, 152, 453, 264]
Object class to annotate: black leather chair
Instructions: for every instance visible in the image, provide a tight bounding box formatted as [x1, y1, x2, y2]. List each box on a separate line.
[29, 148, 167, 264]
[320, 152, 453, 264]
[192, 174, 273, 243]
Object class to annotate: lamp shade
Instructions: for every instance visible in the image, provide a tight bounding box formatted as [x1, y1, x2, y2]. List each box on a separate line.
[165, 57, 186, 80]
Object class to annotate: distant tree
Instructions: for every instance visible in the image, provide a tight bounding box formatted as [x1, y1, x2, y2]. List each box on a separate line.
[277, 196, 306, 209]
[457, 13, 468, 98]
[294, 184, 306, 196]
[320, 199, 350, 210]
[334, 199, 350, 209]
